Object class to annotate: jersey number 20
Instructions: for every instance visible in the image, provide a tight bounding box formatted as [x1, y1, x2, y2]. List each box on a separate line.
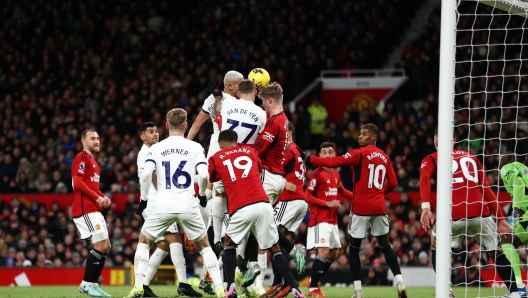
[223, 156, 252, 181]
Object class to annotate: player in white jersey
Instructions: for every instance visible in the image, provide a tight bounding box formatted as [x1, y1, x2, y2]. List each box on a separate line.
[134, 122, 202, 297]
[125, 109, 226, 298]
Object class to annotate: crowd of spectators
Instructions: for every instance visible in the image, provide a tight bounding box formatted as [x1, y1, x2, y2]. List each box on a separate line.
[1, 0, 527, 287]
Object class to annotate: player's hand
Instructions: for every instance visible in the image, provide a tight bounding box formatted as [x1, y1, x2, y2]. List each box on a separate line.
[421, 208, 434, 232]
[284, 182, 296, 193]
[207, 80, 222, 98]
[326, 200, 341, 208]
[103, 196, 111, 208]
[136, 199, 148, 215]
[498, 219, 511, 237]
[96, 196, 105, 207]
[198, 194, 208, 208]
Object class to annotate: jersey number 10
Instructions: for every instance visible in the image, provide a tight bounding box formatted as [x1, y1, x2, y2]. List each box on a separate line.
[368, 164, 387, 189]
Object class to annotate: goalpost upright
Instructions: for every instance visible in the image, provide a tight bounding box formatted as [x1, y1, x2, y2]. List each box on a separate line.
[436, 0, 457, 297]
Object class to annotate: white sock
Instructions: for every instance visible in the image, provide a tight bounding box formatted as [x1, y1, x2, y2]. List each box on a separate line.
[134, 243, 151, 287]
[201, 246, 224, 291]
[170, 243, 187, 284]
[81, 280, 92, 287]
[237, 237, 247, 260]
[212, 196, 225, 244]
[395, 274, 404, 283]
[217, 255, 224, 283]
[354, 280, 362, 291]
[143, 248, 168, 286]
[256, 253, 267, 288]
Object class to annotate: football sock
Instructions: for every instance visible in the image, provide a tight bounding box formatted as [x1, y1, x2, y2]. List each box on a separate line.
[495, 252, 518, 293]
[256, 252, 267, 288]
[93, 250, 107, 284]
[271, 261, 283, 286]
[212, 196, 225, 244]
[134, 243, 151, 287]
[200, 246, 224, 291]
[84, 249, 103, 284]
[380, 242, 402, 276]
[277, 229, 294, 253]
[170, 243, 188, 284]
[272, 251, 297, 289]
[143, 248, 168, 286]
[431, 245, 436, 272]
[310, 256, 326, 289]
[246, 234, 258, 262]
[322, 256, 333, 275]
[223, 245, 236, 289]
[503, 243, 523, 288]
[348, 244, 362, 289]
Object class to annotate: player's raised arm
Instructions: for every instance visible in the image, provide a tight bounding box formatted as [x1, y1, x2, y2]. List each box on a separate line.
[306, 150, 359, 168]
[187, 110, 210, 141]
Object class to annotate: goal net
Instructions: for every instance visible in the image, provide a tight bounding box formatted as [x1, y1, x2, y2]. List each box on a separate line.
[439, 0, 528, 297]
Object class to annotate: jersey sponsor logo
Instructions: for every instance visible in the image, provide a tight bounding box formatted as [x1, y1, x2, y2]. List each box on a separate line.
[325, 188, 338, 196]
[262, 131, 275, 142]
[91, 173, 100, 183]
[79, 162, 85, 174]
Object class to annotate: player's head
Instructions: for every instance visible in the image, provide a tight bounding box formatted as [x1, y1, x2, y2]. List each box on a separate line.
[501, 139, 528, 165]
[358, 124, 378, 146]
[138, 122, 159, 146]
[286, 121, 294, 150]
[319, 142, 336, 158]
[218, 130, 238, 150]
[166, 108, 188, 133]
[224, 70, 244, 96]
[433, 127, 457, 150]
[81, 129, 100, 154]
[237, 79, 257, 100]
[260, 82, 283, 115]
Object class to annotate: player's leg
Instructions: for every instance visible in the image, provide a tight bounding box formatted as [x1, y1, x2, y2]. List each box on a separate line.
[348, 213, 367, 298]
[504, 213, 528, 296]
[309, 223, 339, 297]
[211, 183, 226, 247]
[141, 238, 168, 297]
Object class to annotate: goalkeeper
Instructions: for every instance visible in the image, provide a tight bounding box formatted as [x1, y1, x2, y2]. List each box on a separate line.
[500, 140, 528, 298]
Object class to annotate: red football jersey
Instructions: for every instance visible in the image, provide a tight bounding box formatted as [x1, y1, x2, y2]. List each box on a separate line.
[208, 146, 270, 216]
[252, 112, 288, 176]
[278, 143, 306, 203]
[306, 167, 342, 226]
[420, 149, 503, 221]
[309, 145, 397, 216]
[71, 151, 102, 217]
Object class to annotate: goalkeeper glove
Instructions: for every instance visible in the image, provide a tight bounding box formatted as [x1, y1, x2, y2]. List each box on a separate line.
[136, 199, 148, 215]
[508, 216, 517, 229]
[198, 194, 208, 208]
[207, 80, 222, 98]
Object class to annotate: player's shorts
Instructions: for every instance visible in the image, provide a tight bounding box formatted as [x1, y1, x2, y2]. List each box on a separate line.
[225, 202, 278, 250]
[307, 223, 341, 250]
[274, 199, 308, 233]
[261, 170, 286, 205]
[433, 216, 499, 250]
[143, 208, 179, 243]
[514, 212, 528, 243]
[348, 213, 389, 239]
[73, 212, 109, 243]
[141, 207, 206, 242]
[221, 213, 230, 238]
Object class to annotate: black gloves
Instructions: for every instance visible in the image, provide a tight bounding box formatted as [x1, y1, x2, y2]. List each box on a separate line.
[198, 194, 208, 208]
[207, 80, 222, 98]
[136, 199, 148, 215]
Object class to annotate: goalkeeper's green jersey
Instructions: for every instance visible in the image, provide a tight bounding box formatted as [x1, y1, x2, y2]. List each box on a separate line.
[500, 161, 528, 212]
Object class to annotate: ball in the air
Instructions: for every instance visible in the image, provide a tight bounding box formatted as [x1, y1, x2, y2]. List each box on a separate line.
[248, 68, 270, 91]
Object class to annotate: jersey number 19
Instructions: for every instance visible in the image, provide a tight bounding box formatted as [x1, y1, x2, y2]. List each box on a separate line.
[223, 156, 253, 182]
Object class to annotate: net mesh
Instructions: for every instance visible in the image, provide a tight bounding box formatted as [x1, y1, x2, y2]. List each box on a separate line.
[452, 0, 528, 296]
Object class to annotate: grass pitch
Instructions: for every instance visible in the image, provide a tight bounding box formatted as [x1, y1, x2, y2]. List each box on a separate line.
[0, 285, 511, 297]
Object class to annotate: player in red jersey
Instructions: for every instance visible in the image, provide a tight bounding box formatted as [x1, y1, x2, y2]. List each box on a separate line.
[208, 130, 305, 298]
[71, 129, 112, 297]
[306, 124, 406, 298]
[420, 128, 518, 298]
[305, 142, 353, 297]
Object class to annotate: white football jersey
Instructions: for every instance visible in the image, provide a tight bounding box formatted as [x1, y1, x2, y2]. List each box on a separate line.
[146, 136, 207, 212]
[201, 92, 238, 139]
[220, 97, 266, 145]
[137, 144, 158, 201]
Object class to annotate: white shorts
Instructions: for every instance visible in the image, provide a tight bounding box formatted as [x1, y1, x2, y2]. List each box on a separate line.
[348, 213, 389, 239]
[262, 170, 286, 205]
[433, 216, 499, 250]
[73, 212, 108, 243]
[141, 207, 207, 242]
[307, 223, 341, 250]
[143, 208, 179, 243]
[221, 213, 230, 238]
[226, 203, 278, 250]
[274, 200, 308, 232]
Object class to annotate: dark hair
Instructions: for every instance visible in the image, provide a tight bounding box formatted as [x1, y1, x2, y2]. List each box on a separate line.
[505, 139, 528, 155]
[287, 121, 294, 132]
[81, 129, 96, 140]
[238, 79, 256, 94]
[320, 142, 335, 150]
[138, 122, 157, 135]
[218, 130, 238, 143]
[362, 123, 378, 136]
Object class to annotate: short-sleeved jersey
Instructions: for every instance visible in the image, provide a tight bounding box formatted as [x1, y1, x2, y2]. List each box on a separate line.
[202, 92, 238, 139]
[146, 136, 207, 213]
[220, 97, 267, 145]
[309, 145, 397, 216]
[278, 143, 306, 203]
[253, 112, 288, 176]
[71, 152, 101, 217]
[138, 144, 158, 200]
[421, 150, 491, 220]
[500, 161, 528, 212]
[208, 146, 270, 216]
[306, 167, 341, 226]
